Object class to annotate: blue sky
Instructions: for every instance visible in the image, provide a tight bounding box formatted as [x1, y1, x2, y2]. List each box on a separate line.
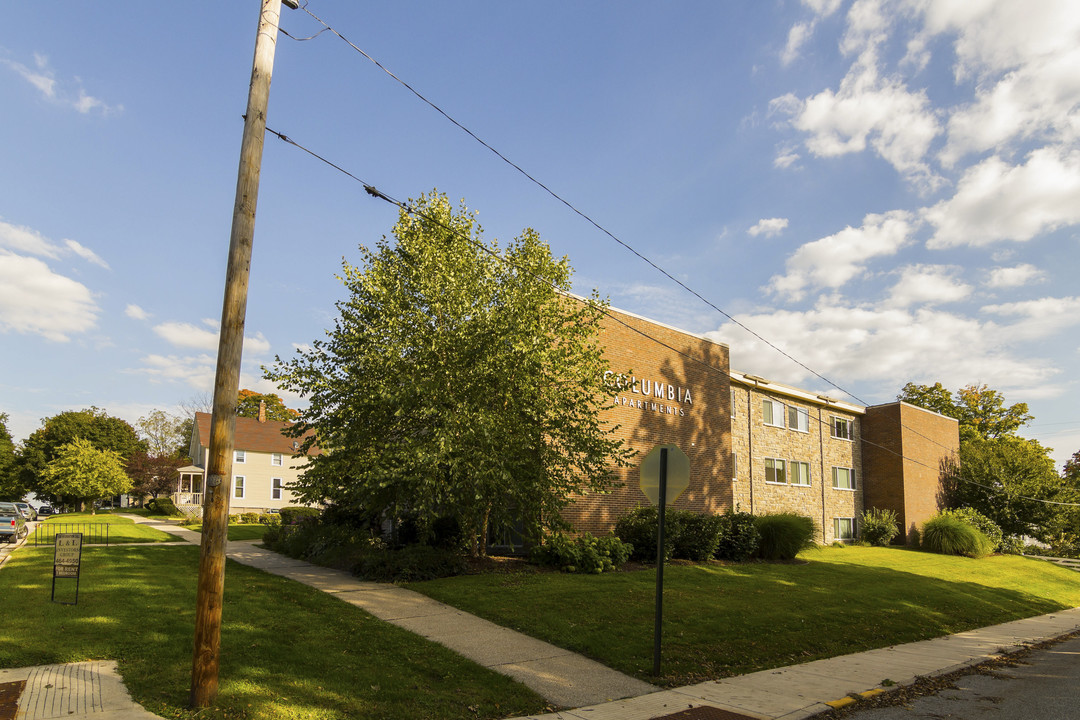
[2, 1, 1078, 469]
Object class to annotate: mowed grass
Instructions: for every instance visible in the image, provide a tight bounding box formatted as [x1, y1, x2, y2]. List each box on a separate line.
[36, 512, 181, 543]
[411, 546, 1080, 686]
[0, 545, 547, 720]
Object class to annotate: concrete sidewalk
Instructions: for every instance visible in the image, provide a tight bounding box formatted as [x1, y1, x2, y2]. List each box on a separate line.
[13, 514, 1075, 720]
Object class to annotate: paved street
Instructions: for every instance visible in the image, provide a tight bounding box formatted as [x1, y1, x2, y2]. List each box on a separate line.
[827, 634, 1080, 720]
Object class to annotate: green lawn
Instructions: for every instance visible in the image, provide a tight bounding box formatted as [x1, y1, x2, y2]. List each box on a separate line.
[0, 546, 547, 720]
[36, 512, 181, 544]
[183, 523, 269, 541]
[411, 546, 1080, 686]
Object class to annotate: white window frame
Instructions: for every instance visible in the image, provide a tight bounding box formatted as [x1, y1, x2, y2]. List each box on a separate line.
[831, 416, 853, 441]
[233, 475, 245, 499]
[271, 477, 283, 500]
[730, 388, 737, 418]
[765, 457, 787, 484]
[788, 406, 810, 433]
[234, 449, 246, 464]
[271, 452, 283, 467]
[832, 466, 856, 490]
[790, 461, 811, 486]
[834, 517, 855, 541]
[763, 399, 785, 428]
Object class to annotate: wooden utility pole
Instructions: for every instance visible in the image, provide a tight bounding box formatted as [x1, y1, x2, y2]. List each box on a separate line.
[189, 0, 291, 707]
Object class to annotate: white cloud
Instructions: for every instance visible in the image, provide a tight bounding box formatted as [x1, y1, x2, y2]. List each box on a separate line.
[782, 22, 814, 66]
[803, 0, 844, 17]
[152, 319, 271, 356]
[2, 53, 121, 116]
[0, 251, 99, 341]
[768, 210, 916, 301]
[986, 264, 1045, 288]
[748, 218, 789, 238]
[885, 264, 971, 307]
[982, 296, 1080, 340]
[709, 299, 1061, 403]
[63, 239, 109, 269]
[135, 353, 216, 389]
[154, 321, 219, 350]
[0, 219, 61, 258]
[125, 304, 150, 320]
[926, 147, 1080, 248]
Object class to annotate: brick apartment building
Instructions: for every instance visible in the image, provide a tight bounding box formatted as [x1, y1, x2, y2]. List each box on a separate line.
[564, 304, 959, 544]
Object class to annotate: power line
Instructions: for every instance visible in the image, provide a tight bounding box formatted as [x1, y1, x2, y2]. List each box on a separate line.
[262, 125, 1079, 510]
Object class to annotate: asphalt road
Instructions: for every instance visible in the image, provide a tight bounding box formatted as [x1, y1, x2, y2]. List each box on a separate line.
[830, 633, 1080, 720]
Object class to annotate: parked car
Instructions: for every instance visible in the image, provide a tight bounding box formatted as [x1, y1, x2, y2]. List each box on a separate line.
[14, 502, 37, 521]
[0, 502, 28, 543]
[37, 505, 55, 518]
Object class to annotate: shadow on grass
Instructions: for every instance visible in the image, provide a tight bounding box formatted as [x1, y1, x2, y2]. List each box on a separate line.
[0, 546, 545, 720]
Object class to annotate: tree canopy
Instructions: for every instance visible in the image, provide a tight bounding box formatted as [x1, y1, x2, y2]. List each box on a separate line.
[137, 409, 187, 458]
[267, 192, 630, 554]
[17, 407, 145, 497]
[126, 450, 183, 500]
[236, 390, 297, 422]
[40, 437, 132, 510]
[0, 412, 20, 501]
[898, 382, 1032, 439]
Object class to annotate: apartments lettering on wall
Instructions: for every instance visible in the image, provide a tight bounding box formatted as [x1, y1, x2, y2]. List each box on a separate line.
[604, 371, 693, 417]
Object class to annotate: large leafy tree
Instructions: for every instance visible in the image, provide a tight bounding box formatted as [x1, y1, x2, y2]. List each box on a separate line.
[40, 438, 132, 511]
[940, 435, 1059, 538]
[126, 451, 183, 500]
[0, 412, 21, 500]
[901, 382, 1056, 538]
[267, 192, 629, 555]
[236, 389, 297, 421]
[898, 382, 1032, 440]
[17, 408, 146, 496]
[137, 409, 187, 458]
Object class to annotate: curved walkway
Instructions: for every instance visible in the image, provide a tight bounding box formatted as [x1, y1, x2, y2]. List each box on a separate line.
[10, 516, 1080, 720]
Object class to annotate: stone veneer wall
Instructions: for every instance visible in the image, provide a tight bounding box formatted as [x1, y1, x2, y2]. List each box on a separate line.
[560, 306, 732, 535]
[732, 381, 863, 544]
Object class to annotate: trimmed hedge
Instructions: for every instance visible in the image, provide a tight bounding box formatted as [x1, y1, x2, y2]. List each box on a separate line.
[714, 509, 760, 562]
[280, 506, 321, 525]
[615, 506, 762, 563]
[147, 497, 181, 516]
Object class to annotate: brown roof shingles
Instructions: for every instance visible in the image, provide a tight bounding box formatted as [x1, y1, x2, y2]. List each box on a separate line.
[194, 412, 320, 456]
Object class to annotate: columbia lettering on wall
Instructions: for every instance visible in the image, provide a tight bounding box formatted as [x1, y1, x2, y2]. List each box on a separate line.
[605, 371, 693, 417]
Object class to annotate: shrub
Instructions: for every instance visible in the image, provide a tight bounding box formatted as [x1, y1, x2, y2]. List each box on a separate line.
[921, 514, 993, 557]
[615, 506, 725, 562]
[280, 506, 321, 525]
[258, 513, 281, 526]
[754, 513, 816, 561]
[941, 508, 1003, 552]
[240, 512, 261, 524]
[531, 532, 633, 573]
[999, 535, 1025, 555]
[147, 497, 180, 516]
[674, 513, 723, 561]
[351, 544, 467, 582]
[860, 508, 900, 546]
[714, 508, 760, 562]
[228, 514, 241, 524]
[615, 507, 670, 562]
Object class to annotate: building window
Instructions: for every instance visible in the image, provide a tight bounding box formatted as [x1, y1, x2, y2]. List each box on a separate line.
[765, 458, 787, 484]
[730, 388, 737, 418]
[271, 452, 282, 466]
[832, 467, 856, 490]
[788, 406, 810, 433]
[732, 452, 738, 481]
[233, 476, 245, 499]
[791, 461, 811, 486]
[272, 477, 283, 500]
[831, 416, 852, 440]
[834, 517, 855, 541]
[234, 450, 246, 463]
[763, 399, 785, 427]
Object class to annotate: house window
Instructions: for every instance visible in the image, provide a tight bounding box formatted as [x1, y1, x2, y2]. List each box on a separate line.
[271, 453, 282, 467]
[765, 458, 787, 484]
[791, 461, 811, 486]
[272, 477, 283, 500]
[831, 416, 852, 440]
[233, 476, 245, 499]
[834, 517, 855, 541]
[788, 406, 809, 433]
[832, 467, 856, 490]
[763, 399, 785, 427]
[234, 450, 246, 463]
